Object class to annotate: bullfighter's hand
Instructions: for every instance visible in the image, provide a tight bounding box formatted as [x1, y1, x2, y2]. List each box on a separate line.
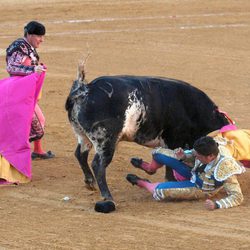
[34, 65, 46, 74]
[204, 199, 216, 210]
[174, 147, 185, 160]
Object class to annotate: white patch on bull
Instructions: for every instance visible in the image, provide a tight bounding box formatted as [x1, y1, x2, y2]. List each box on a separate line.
[120, 89, 146, 141]
[119, 91, 168, 147]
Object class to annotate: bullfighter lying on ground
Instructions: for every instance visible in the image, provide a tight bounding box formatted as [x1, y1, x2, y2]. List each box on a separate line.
[126, 134, 247, 210]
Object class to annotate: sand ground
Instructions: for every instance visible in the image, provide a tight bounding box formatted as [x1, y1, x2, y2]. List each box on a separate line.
[0, 0, 250, 249]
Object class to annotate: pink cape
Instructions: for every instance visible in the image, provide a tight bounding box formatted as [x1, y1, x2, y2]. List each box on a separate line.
[0, 72, 45, 179]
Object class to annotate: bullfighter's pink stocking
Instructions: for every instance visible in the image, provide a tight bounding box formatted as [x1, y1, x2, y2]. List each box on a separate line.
[33, 139, 46, 154]
[137, 180, 160, 194]
[141, 159, 163, 174]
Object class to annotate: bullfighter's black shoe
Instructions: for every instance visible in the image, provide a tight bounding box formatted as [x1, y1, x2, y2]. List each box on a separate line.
[130, 157, 143, 168]
[126, 174, 150, 186]
[130, 157, 155, 175]
[32, 150, 55, 160]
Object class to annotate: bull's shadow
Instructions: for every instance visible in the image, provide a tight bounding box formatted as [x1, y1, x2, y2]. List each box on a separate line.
[65, 64, 229, 213]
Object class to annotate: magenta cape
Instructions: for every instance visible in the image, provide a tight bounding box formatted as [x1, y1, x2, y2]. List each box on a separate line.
[0, 72, 45, 178]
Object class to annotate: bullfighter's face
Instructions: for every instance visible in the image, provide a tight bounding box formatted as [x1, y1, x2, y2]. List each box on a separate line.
[26, 34, 45, 48]
[194, 151, 216, 164]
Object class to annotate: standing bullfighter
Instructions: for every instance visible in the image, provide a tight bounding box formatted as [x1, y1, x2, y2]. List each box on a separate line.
[6, 21, 55, 160]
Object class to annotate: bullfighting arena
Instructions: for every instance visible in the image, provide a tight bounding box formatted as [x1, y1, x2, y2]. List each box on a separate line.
[1, 0, 250, 249]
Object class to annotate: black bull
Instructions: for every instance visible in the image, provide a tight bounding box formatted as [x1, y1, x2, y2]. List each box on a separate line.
[65, 75, 229, 211]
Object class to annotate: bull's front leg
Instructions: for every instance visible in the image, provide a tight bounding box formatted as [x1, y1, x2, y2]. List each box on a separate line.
[75, 137, 96, 190]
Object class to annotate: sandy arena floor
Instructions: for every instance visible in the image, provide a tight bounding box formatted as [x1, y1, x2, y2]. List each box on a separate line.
[0, 0, 250, 249]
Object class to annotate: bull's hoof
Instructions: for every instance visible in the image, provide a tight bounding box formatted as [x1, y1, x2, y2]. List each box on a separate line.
[94, 200, 116, 213]
[85, 183, 96, 191]
[85, 179, 96, 191]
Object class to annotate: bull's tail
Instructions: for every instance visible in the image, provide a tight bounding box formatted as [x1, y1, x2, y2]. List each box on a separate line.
[77, 53, 91, 83]
[66, 56, 90, 112]
[77, 62, 85, 83]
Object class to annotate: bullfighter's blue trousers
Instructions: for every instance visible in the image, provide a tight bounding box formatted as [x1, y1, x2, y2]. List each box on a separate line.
[152, 153, 203, 190]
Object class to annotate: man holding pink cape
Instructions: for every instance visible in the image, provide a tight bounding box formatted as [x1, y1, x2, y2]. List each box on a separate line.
[0, 20, 54, 185]
[5, 21, 55, 161]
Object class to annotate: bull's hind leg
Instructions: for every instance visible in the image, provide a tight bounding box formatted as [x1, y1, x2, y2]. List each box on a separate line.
[91, 139, 117, 213]
[92, 148, 115, 201]
[75, 137, 96, 190]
